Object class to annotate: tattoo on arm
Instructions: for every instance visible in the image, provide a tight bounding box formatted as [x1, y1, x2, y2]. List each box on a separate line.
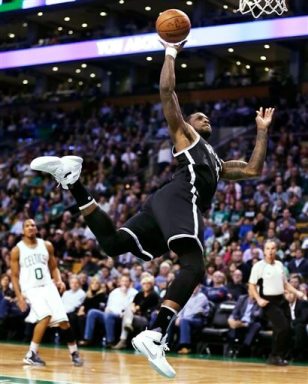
[246, 130, 268, 175]
[221, 161, 249, 180]
[221, 130, 268, 181]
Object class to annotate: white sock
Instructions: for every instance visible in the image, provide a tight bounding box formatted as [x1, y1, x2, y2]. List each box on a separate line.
[68, 343, 78, 354]
[29, 341, 39, 354]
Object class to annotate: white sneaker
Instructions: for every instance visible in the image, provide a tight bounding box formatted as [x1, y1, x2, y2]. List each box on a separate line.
[30, 155, 83, 190]
[131, 330, 175, 378]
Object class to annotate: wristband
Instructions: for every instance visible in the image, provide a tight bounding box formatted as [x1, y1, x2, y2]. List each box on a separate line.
[165, 47, 177, 59]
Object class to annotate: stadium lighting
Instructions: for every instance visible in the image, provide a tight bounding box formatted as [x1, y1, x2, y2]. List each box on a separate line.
[58, 27, 63, 31]
[97, 83, 102, 87]
[64, 17, 70, 22]
[145, 6, 151, 11]
[75, 69, 81, 73]
[81, 63, 87, 68]
[82, 23, 88, 28]
[22, 22, 28, 27]
[260, 55, 267, 60]
[119, 0, 124, 4]
[52, 66, 58, 71]
[264, 44, 270, 49]
[228, 48, 234, 53]
[107, 71, 112, 76]
[186, 1, 193, 5]
[37, 11, 43, 16]
[264, 67, 270, 72]
[100, 12, 107, 16]
[78, 81, 83, 86]
[246, 64, 251, 69]
[181, 63, 188, 68]
[22, 79, 28, 85]
[223, 5, 228, 9]
[236, 61, 241, 66]
[8, 33, 15, 39]
[146, 56, 153, 61]
[68, 78, 73, 83]
[90, 73, 96, 78]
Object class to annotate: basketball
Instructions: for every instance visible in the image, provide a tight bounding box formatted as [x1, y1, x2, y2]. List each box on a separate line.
[156, 9, 191, 44]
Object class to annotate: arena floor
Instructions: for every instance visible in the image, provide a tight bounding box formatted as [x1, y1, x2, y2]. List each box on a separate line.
[0, 343, 307, 384]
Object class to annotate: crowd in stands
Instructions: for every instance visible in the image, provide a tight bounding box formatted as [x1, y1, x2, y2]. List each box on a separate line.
[0, 90, 307, 361]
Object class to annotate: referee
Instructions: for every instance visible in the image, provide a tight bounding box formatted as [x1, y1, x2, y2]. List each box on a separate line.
[249, 239, 305, 366]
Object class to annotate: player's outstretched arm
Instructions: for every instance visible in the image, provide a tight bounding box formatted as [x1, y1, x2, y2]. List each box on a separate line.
[159, 41, 194, 144]
[221, 107, 274, 181]
[46, 241, 66, 293]
[10, 246, 28, 312]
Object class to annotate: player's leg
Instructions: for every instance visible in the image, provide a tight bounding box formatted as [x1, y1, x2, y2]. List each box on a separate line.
[30, 155, 150, 260]
[132, 240, 204, 378]
[59, 321, 83, 366]
[23, 316, 51, 366]
[132, 187, 205, 378]
[23, 288, 54, 366]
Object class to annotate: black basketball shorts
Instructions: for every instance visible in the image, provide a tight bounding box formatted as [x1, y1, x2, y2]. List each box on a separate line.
[119, 180, 204, 259]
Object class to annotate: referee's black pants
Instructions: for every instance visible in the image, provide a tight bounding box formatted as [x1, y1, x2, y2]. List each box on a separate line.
[263, 295, 291, 358]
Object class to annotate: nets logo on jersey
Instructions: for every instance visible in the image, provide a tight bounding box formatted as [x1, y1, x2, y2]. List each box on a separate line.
[204, 143, 223, 182]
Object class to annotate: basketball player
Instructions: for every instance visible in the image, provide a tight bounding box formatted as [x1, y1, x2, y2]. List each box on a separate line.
[30, 43, 274, 377]
[11, 219, 83, 367]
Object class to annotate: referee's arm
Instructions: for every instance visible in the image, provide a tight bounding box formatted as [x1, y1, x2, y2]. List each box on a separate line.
[248, 283, 269, 307]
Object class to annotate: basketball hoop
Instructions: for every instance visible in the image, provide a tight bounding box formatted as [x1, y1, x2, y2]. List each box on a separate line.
[237, 0, 288, 18]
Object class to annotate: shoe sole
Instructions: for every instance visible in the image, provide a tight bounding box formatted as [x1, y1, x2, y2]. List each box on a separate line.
[23, 358, 46, 366]
[131, 338, 175, 378]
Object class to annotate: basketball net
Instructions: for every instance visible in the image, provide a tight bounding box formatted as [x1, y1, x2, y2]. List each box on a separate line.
[237, 0, 288, 18]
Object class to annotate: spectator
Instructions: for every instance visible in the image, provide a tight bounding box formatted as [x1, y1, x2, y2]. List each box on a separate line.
[227, 269, 247, 301]
[227, 294, 263, 357]
[112, 275, 159, 349]
[287, 248, 308, 280]
[285, 292, 308, 361]
[80, 275, 137, 347]
[62, 276, 86, 325]
[174, 285, 209, 354]
[203, 271, 228, 304]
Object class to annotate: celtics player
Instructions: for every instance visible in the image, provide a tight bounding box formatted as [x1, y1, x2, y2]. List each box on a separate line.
[11, 219, 83, 367]
[30, 42, 274, 377]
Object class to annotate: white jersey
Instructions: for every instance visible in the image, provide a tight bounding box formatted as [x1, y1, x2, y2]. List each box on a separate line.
[17, 238, 52, 293]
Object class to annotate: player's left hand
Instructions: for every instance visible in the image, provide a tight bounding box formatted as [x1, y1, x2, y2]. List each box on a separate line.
[56, 281, 66, 294]
[159, 39, 187, 53]
[255, 107, 275, 130]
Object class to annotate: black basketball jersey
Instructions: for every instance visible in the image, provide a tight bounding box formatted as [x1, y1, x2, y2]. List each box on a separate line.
[172, 135, 223, 211]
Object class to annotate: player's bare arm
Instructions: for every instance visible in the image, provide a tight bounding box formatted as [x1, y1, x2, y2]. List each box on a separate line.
[10, 246, 28, 312]
[221, 107, 274, 181]
[46, 241, 66, 293]
[160, 40, 196, 150]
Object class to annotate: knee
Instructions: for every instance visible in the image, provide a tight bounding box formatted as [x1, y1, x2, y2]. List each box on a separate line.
[59, 321, 70, 330]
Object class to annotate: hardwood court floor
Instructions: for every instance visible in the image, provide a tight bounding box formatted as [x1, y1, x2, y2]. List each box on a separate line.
[0, 343, 307, 384]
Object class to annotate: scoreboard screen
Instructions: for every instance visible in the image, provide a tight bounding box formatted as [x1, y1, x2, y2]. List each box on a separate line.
[0, 0, 76, 13]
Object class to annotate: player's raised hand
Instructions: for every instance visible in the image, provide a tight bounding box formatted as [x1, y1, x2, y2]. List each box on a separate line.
[255, 107, 275, 131]
[159, 39, 187, 53]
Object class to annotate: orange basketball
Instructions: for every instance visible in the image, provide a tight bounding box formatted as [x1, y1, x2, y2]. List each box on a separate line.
[156, 9, 191, 44]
